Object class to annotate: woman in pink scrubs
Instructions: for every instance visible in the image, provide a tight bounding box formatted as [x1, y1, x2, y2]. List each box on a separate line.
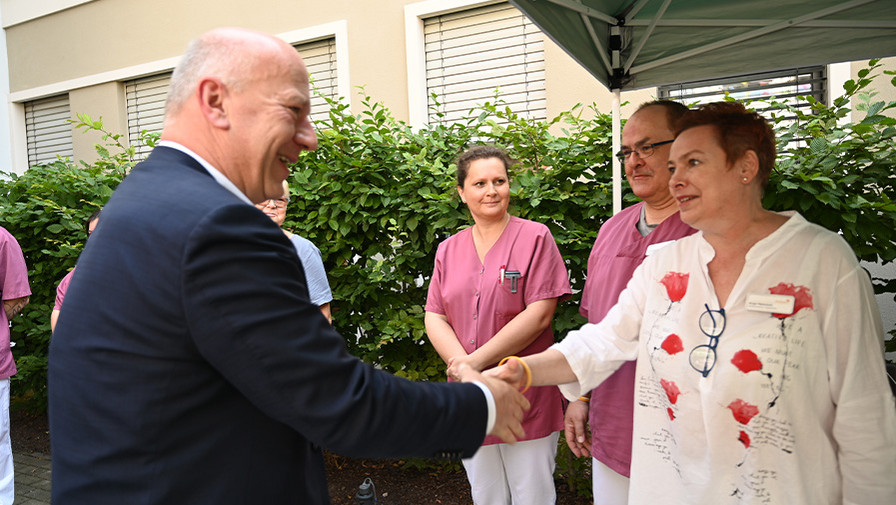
[425, 145, 571, 505]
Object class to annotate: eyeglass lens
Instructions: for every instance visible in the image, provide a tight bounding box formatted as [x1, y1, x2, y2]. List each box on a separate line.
[615, 140, 673, 162]
[689, 305, 726, 377]
[260, 199, 288, 209]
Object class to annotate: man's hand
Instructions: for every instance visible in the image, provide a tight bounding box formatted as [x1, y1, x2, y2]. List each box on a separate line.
[456, 363, 530, 444]
[564, 399, 591, 457]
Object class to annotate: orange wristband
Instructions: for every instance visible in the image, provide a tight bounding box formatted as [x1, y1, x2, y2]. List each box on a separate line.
[498, 355, 532, 394]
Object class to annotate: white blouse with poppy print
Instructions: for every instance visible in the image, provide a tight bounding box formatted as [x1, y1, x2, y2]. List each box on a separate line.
[553, 211, 896, 505]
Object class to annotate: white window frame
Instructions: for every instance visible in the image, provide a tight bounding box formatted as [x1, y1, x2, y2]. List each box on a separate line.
[1, 0, 96, 29]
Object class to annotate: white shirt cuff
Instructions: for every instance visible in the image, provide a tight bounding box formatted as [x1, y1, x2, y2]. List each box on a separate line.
[471, 381, 496, 437]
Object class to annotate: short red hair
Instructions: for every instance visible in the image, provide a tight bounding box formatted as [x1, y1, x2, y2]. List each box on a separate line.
[675, 102, 776, 190]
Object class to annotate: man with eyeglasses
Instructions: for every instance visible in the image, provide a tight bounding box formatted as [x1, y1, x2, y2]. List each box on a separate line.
[564, 100, 696, 504]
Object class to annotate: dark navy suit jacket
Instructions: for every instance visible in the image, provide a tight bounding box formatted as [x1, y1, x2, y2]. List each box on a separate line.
[49, 147, 487, 504]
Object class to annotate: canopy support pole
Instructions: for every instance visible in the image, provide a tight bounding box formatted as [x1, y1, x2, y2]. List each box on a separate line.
[612, 88, 621, 215]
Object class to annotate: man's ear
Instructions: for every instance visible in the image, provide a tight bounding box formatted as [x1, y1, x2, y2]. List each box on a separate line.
[197, 77, 230, 129]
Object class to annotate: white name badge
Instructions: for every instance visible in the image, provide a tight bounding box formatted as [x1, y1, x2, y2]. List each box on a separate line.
[645, 240, 676, 256]
[745, 294, 795, 314]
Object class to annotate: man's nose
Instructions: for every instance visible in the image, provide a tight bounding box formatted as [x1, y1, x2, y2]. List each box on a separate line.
[627, 151, 646, 167]
[296, 117, 318, 151]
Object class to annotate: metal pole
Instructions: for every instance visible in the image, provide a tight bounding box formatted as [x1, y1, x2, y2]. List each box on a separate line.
[612, 88, 621, 215]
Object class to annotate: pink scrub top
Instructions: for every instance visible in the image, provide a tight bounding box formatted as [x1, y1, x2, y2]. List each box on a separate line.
[55, 268, 76, 310]
[0, 227, 31, 379]
[426, 216, 571, 445]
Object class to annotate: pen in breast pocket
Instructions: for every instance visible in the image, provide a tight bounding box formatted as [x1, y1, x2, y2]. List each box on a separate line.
[500, 265, 506, 284]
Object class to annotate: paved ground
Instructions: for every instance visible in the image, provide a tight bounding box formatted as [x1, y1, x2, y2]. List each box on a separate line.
[13, 452, 51, 505]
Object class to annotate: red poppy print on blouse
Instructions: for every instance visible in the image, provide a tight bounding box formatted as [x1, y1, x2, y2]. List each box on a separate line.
[731, 349, 763, 374]
[660, 379, 681, 404]
[661, 334, 684, 355]
[738, 430, 751, 448]
[768, 282, 813, 318]
[727, 399, 760, 425]
[660, 272, 689, 302]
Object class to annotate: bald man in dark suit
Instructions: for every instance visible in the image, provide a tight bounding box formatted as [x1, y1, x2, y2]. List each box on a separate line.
[49, 27, 529, 505]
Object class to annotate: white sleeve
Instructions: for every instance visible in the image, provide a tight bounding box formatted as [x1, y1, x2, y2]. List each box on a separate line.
[552, 263, 647, 400]
[825, 256, 896, 504]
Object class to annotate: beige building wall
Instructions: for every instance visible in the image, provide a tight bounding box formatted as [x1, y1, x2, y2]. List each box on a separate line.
[3, 0, 640, 167]
[851, 58, 896, 121]
[0, 0, 402, 164]
[3, 0, 894, 169]
[543, 40, 655, 122]
[67, 82, 127, 161]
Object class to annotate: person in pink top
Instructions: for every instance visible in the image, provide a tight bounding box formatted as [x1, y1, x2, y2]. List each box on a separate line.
[564, 101, 695, 504]
[51, 209, 101, 332]
[425, 145, 571, 505]
[0, 225, 31, 503]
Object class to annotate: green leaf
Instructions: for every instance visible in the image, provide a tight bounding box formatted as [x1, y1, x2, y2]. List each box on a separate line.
[809, 137, 828, 153]
[866, 101, 885, 117]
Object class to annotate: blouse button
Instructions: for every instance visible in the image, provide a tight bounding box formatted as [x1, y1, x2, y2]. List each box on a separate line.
[472, 314, 477, 320]
[474, 291, 479, 297]
[470, 339, 474, 345]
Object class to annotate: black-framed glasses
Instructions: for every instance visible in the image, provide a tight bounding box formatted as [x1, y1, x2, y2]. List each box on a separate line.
[689, 304, 726, 377]
[614, 140, 674, 163]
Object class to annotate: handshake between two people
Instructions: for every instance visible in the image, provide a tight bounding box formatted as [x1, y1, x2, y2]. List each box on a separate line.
[452, 357, 537, 445]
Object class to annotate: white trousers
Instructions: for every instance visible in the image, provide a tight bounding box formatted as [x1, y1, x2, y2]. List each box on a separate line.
[462, 432, 559, 505]
[592, 457, 629, 505]
[0, 379, 13, 505]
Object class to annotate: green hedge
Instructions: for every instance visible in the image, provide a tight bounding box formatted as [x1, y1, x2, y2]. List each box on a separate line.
[0, 118, 146, 409]
[288, 93, 614, 380]
[1, 60, 893, 501]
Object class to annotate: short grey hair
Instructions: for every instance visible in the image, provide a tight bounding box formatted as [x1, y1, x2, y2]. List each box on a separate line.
[164, 31, 253, 116]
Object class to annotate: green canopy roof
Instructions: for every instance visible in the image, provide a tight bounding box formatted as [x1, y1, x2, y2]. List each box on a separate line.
[510, 0, 896, 91]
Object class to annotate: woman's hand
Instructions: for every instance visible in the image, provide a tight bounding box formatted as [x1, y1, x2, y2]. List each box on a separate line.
[446, 355, 480, 382]
[485, 349, 577, 391]
[483, 357, 528, 391]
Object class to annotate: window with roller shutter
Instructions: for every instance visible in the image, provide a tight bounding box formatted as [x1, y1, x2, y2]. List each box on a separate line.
[424, 2, 545, 126]
[659, 66, 826, 152]
[25, 94, 73, 167]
